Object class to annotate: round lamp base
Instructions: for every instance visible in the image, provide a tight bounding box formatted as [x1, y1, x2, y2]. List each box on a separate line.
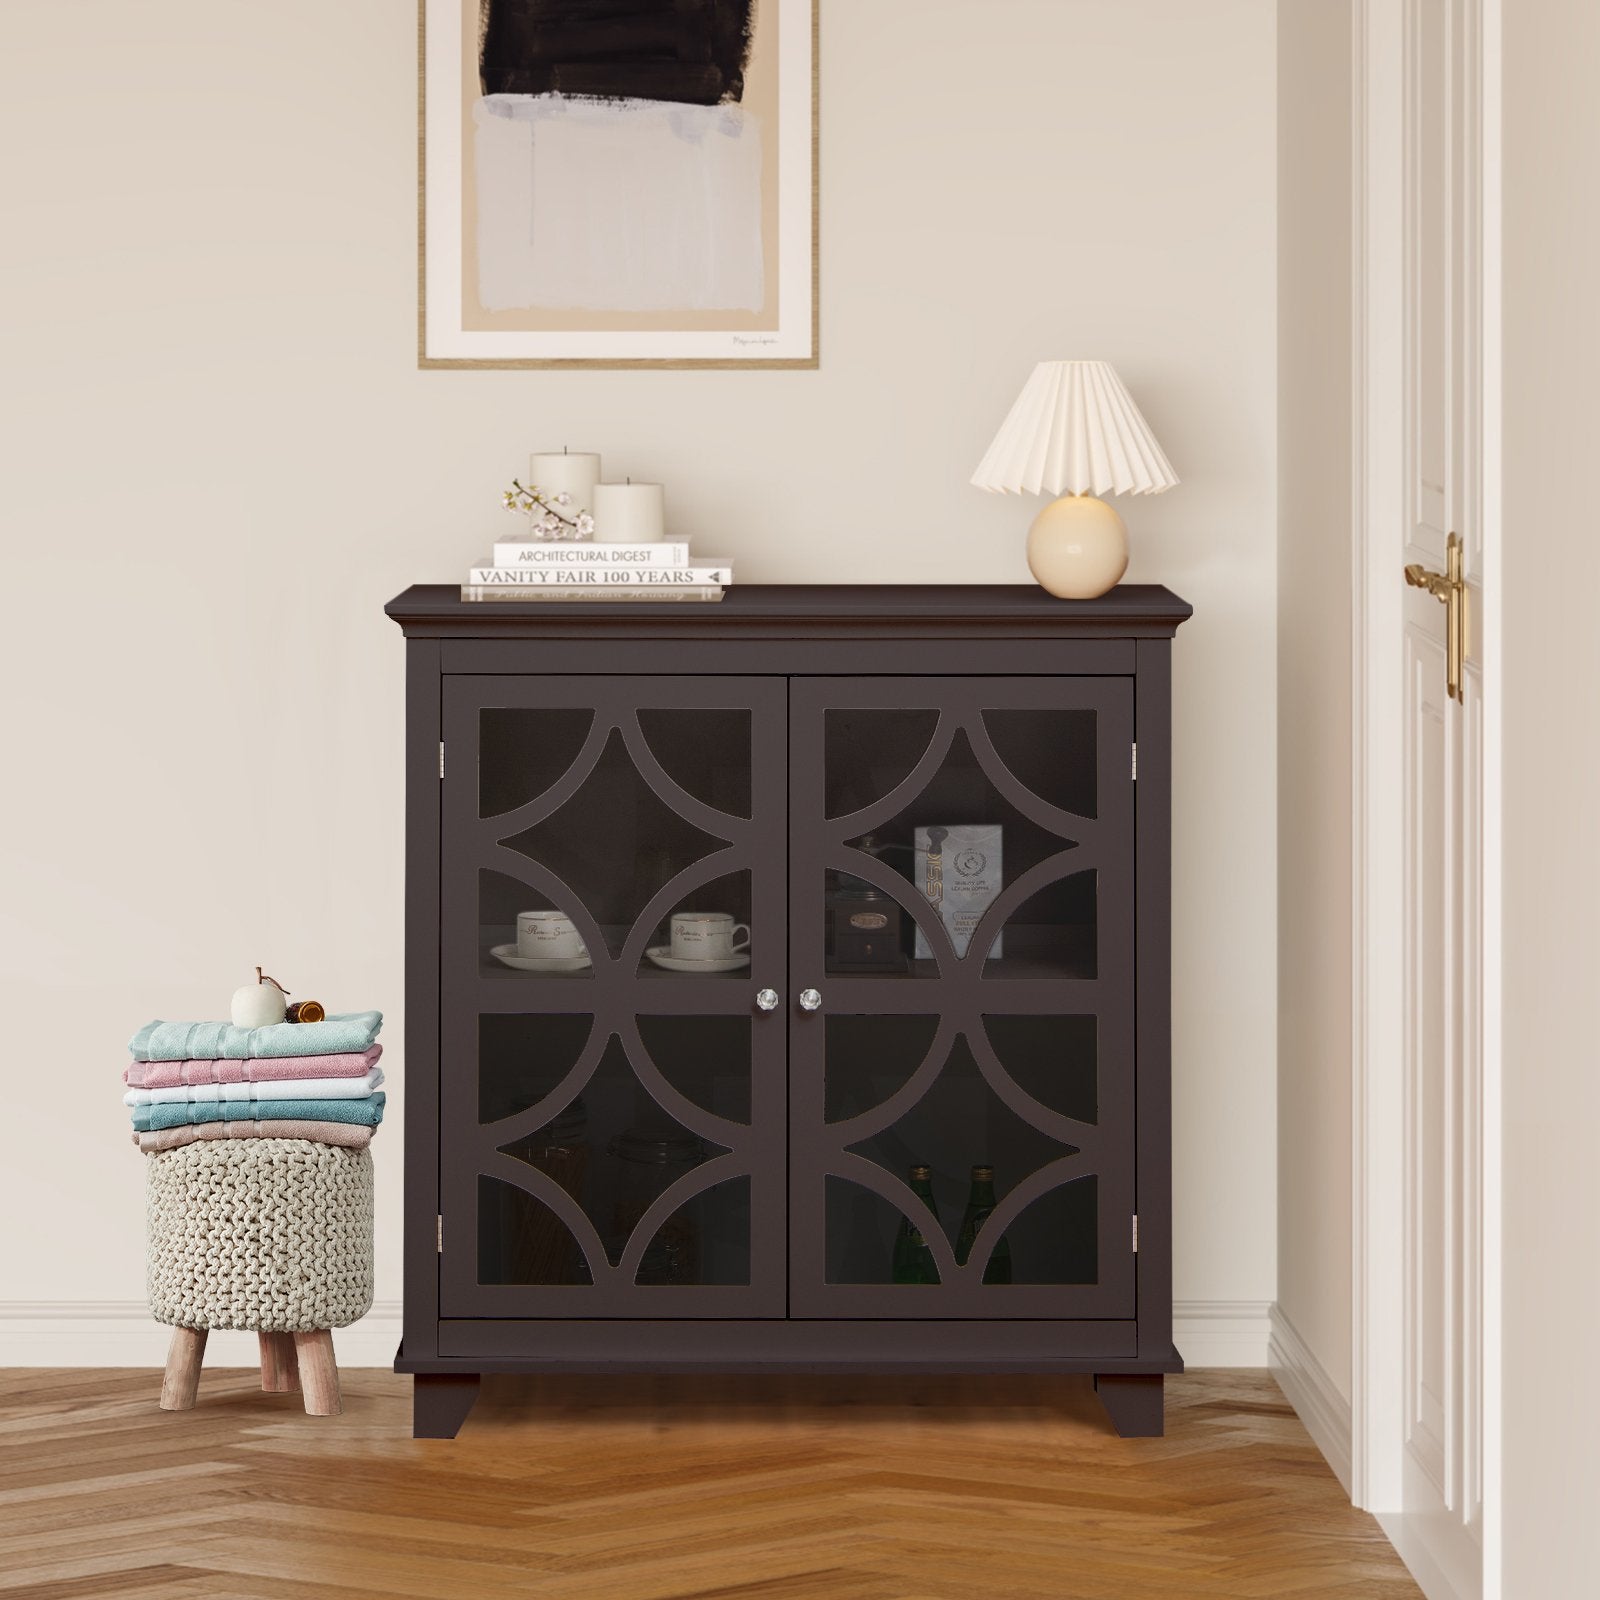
[1026, 495, 1129, 599]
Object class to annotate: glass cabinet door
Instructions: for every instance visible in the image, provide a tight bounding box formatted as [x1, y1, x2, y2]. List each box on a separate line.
[787, 678, 1137, 1319]
[439, 676, 787, 1317]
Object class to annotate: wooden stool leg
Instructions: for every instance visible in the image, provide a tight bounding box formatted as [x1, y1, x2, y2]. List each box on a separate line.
[258, 1331, 300, 1393]
[159, 1326, 207, 1411]
[293, 1329, 341, 1416]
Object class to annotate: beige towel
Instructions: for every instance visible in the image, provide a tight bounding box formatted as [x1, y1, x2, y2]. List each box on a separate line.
[133, 1119, 375, 1154]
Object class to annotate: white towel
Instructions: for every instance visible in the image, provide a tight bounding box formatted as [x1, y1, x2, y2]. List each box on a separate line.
[123, 1067, 385, 1106]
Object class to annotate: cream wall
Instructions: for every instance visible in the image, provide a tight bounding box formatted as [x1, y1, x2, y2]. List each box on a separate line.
[0, 0, 1278, 1360]
[1502, 0, 1600, 1586]
[1274, 0, 1354, 1407]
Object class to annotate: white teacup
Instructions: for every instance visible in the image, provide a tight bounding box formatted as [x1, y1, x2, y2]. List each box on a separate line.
[517, 909, 586, 960]
[670, 911, 751, 962]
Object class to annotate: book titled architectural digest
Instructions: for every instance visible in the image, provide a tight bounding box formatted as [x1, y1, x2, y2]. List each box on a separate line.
[492, 541, 692, 567]
[913, 825, 1003, 960]
[468, 562, 732, 587]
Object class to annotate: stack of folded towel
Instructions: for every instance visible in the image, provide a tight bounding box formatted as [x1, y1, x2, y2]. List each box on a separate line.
[124, 1011, 386, 1154]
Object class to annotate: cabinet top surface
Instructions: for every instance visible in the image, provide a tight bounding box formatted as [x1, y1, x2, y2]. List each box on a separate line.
[385, 583, 1193, 639]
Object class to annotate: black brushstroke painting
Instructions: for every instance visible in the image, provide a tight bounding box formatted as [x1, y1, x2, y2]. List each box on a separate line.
[480, 0, 757, 107]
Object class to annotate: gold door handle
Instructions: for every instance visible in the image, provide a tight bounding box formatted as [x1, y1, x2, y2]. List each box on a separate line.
[1403, 531, 1467, 704]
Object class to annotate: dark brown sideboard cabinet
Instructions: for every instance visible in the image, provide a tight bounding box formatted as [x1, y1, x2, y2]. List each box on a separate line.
[386, 585, 1191, 1439]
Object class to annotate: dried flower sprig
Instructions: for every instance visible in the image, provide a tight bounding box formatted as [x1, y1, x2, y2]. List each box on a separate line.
[502, 480, 595, 541]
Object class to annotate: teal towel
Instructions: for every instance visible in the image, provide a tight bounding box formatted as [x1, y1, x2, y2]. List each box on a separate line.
[131, 1092, 386, 1133]
[129, 1011, 383, 1063]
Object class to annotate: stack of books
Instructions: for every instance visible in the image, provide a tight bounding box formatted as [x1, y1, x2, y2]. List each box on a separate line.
[463, 540, 731, 603]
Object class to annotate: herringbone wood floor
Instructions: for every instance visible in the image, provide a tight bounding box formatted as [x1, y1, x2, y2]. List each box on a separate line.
[0, 1368, 1420, 1599]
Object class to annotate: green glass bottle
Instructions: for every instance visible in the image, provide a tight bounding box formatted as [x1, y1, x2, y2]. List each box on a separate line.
[892, 1163, 941, 1284]
[956, 1164, 1013, 1285]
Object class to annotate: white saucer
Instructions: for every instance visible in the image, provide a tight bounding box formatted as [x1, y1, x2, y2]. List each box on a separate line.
[490, 944, 593, 974]
[645, 946, 751, 974]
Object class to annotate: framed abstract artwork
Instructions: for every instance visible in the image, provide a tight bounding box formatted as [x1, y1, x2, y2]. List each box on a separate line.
[420, 1, 817, 368]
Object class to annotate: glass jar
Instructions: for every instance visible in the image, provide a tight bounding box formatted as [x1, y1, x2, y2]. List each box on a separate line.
[605, 1125, 706, 1285]
[501, 1098, 591, 1285]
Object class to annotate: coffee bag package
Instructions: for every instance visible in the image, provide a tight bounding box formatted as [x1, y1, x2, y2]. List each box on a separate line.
[914, 825, 1003, 959]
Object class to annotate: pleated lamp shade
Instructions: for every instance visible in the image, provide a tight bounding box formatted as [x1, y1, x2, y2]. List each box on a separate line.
[971, 360, 1178, 498]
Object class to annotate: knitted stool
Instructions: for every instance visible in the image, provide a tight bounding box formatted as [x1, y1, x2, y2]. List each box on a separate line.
[146, 1139, 374, 1416]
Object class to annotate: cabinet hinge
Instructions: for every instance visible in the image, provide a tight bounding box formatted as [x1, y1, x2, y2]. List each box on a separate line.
[1132, 1214, 1139, 1253]
[436, 1214, 443, 1253]
[1131, 742, 1138, 781]
[439, 741, 446, 780]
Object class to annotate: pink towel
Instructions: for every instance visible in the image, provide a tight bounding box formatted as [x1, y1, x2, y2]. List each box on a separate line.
[124, 1044, 382, 1088]
[131, 1119, 376, 1153]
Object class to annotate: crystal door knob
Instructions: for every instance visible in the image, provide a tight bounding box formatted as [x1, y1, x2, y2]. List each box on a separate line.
[755, 988, 780, 1012]
[799, 988, 822, 1012]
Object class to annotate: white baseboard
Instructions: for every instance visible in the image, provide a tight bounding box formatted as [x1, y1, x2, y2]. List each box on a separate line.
[1269, 1302, 1354, 1493]
[0, 1301, 403, 1368]
[1173, 1299, 1273, 1366]
[1, 1297, 1271, 1371]
[1375, 1512, 1482, 1600]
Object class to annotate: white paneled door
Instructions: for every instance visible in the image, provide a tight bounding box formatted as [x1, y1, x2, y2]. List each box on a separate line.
[1396, 0, 1486, 1589]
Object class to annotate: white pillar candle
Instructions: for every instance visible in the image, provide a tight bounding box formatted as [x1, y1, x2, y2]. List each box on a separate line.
[527, 452, 601, 516]
[592, 482, 665, 545]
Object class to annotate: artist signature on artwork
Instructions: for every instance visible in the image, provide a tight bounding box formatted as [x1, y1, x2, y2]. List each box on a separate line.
[732, 335, 780, 347]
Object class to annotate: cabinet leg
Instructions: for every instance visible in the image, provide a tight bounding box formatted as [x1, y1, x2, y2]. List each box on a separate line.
[1094, 1373, 1165, 1437]
[413, 1373, 481, 1439]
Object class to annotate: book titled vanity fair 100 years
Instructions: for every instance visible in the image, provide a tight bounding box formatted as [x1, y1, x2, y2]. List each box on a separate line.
[466, 562, 733, 588]
[463, 540, 732, 602]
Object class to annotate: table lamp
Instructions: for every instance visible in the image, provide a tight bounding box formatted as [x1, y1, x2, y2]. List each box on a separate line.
[971, 359, 1178, 599]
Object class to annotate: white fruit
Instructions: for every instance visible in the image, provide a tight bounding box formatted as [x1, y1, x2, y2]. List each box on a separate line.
[231, 967, 288, 1028]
